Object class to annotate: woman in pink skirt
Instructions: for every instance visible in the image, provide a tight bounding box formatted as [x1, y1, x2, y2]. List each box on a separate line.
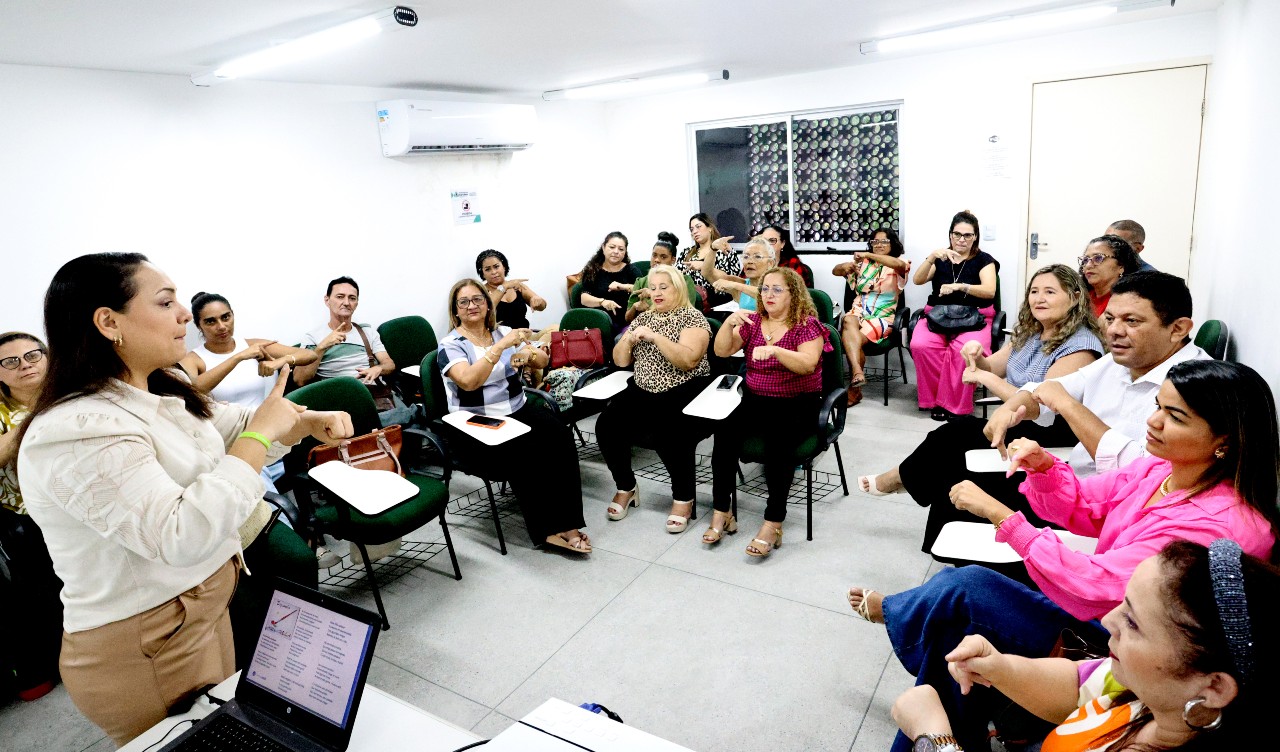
[909, 210, 998, 421]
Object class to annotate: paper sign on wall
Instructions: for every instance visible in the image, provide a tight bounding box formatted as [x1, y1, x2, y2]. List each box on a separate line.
[452, 189, 481, 224]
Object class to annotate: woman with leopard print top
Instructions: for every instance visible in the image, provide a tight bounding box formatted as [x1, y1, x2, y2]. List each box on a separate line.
[595, 265, 713, 534]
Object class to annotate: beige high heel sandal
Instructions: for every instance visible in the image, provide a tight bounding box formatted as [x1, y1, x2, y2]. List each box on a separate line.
[746, 525, 782, 557]
[666, 500, 694, 534]
[607, 488, 638, 521]
[702, 510, 738, 544]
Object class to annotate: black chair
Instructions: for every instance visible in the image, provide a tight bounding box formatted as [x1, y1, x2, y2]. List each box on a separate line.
[845, 292, 911, 406]
[732, 323, 850, 541]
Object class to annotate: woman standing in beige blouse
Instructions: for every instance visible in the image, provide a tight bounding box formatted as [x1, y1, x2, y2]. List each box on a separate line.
[17, 253, 352, 746]
[595, 265, 712, 533]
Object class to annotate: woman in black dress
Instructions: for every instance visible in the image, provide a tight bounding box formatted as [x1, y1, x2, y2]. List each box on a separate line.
[477, 249, 548, 330]
[577, 231, 639, 335]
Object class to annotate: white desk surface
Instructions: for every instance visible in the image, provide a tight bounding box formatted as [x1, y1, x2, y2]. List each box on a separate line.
[965, 447, 1074, 473]
[442, 410, 531, 446]
[573, 369, 632, 400]
[683, 374, 743, 420]
[310, 461, 418, 515]
[119, 674, 480, 752]
[712, 300, 740, 312]
[400, 364, 421, 378]
[932, 521, 1099, 564]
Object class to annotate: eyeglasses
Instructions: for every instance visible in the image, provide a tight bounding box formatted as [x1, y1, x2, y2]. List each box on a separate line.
[759, 285, 787, 296]
[0, 349, 44, 370]
[764, 237, 781, 244]
[456, 296, 487, 309]
[949, 232, 976, 241]
[1078, 254, 1115, 267]
[743, 254, 772, 262]
[869, 239, 891, 245]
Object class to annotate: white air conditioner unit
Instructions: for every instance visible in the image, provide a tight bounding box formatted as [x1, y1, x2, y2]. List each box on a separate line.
[376, 99, 537, 155]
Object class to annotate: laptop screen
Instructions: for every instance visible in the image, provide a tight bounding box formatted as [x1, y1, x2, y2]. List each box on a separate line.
[244, 588, 376, 729]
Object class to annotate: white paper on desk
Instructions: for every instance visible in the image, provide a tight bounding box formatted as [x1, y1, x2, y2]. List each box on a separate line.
[712, 300, 740, 312]
[309, 461, 418, 515]
[965, 447, 1073, 473]
[683, 375, 743, 420]
[401, 364, 421, 378]
[572, 370, 631, 400]
[442, 410, 531, 446]
[932, 521, 1098, 564]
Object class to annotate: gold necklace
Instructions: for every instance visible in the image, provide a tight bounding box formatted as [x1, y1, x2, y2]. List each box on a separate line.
[1160, 474, 1174, 496]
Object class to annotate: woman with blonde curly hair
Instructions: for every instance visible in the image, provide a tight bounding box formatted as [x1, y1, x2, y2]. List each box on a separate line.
[860, 264, 1105, 554]
[596, 265, 712, 533]
[705, 267, 831, 557]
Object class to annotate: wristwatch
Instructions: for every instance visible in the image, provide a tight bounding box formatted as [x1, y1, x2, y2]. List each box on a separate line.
[912, 733, 962, 752]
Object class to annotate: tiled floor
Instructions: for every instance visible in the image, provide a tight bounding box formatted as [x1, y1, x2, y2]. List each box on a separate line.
[2, 369, 954, 752]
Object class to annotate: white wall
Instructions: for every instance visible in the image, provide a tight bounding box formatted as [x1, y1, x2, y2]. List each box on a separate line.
[0, 65, 608, 347]
[600, 12, 1217, 317]
[1192, 0, 1280, 386]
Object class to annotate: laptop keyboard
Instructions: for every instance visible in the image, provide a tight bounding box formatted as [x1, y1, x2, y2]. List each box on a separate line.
[171, 713, 295, 752]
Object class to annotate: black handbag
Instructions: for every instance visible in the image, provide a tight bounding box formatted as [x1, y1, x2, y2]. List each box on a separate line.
[925, 304, 984, 335]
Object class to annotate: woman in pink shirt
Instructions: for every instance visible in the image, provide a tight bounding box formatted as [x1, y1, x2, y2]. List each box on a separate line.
[847, 359, 1280, 752]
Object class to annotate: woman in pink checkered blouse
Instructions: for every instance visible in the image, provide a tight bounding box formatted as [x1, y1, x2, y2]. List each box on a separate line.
[704, 267, 832, 558]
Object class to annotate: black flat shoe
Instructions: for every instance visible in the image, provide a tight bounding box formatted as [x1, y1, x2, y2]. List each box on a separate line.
[930, 407, 948, 421]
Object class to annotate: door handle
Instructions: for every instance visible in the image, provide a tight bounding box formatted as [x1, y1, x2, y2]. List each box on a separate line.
[1029, 232, 1039, 259]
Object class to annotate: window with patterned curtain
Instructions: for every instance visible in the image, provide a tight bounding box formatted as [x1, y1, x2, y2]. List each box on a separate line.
[692, 104, 901, 250]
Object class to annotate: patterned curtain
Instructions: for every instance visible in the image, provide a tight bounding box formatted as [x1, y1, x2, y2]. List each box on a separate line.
[791, 110, 899, 243]
[746, 122, 790, 236]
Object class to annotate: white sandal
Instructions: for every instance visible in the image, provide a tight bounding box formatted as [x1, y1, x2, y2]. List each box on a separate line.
[849, 587, 882, 623]
[607, 488, 638, 521]
[666, 500, 694, 534]
[858, 475, 892, 497]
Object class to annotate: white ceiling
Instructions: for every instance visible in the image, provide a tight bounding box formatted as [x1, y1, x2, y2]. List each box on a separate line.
[0, 1, 1219, 96]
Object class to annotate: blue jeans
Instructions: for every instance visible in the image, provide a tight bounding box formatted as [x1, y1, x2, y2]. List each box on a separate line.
[883, 566, 1108, 752]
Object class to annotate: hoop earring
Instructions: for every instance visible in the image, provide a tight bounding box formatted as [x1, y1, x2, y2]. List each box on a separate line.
[1183, 697, 1223, 731]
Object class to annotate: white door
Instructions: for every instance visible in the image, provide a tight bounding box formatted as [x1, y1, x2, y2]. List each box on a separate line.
[1025, 65, 1206, 285]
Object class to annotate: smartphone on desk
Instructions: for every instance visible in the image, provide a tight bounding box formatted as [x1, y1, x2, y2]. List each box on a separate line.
[716, 375, 737, 390]
[466, 415, 506, 429]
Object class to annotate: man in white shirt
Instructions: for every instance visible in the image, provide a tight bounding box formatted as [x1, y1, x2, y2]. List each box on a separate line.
[986, 271, 1207, 475]
[294, 276, 395, 386]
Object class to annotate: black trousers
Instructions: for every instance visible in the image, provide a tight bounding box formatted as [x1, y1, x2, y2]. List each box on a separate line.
[712, 390, 822, 523]
[595, 376, 713, 500]
[0, 509, 63, 693]
[899, 415, 1078, 555]
[445, 400, 586, 541]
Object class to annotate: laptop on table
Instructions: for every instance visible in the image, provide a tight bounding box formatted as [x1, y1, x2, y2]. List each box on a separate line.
[161, 578, 380, 752]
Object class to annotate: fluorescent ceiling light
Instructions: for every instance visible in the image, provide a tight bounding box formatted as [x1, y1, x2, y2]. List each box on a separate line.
[861, 4, 1120, 55]
[192, 6, 417, 86]
[543, 70, 729, 101]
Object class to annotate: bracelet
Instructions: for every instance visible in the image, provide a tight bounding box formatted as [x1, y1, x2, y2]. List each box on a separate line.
[238, 431, 272, 450]
[483, 349, 499, 365]
[993, 512, 1016, 531]
[288, 354, 296, 366]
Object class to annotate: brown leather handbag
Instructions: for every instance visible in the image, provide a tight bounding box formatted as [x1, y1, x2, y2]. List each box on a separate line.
[307, 425, 404, 476]
[352, 324, 396, 410]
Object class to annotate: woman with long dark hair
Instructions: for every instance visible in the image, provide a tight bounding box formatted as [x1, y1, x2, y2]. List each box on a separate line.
[762, 224, 813, 287]
[833, 226, 911, 405]
[676, 213, 742, 309]
[893, 540, 1280, 752]
[849, 359, 1280, 752]
[910, 210, 999, 420]
[578, 231, 638, 334]
[16, 253, 352, 745]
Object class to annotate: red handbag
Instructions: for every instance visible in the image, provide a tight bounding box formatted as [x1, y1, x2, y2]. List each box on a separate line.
[549, 328, 604, 369]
